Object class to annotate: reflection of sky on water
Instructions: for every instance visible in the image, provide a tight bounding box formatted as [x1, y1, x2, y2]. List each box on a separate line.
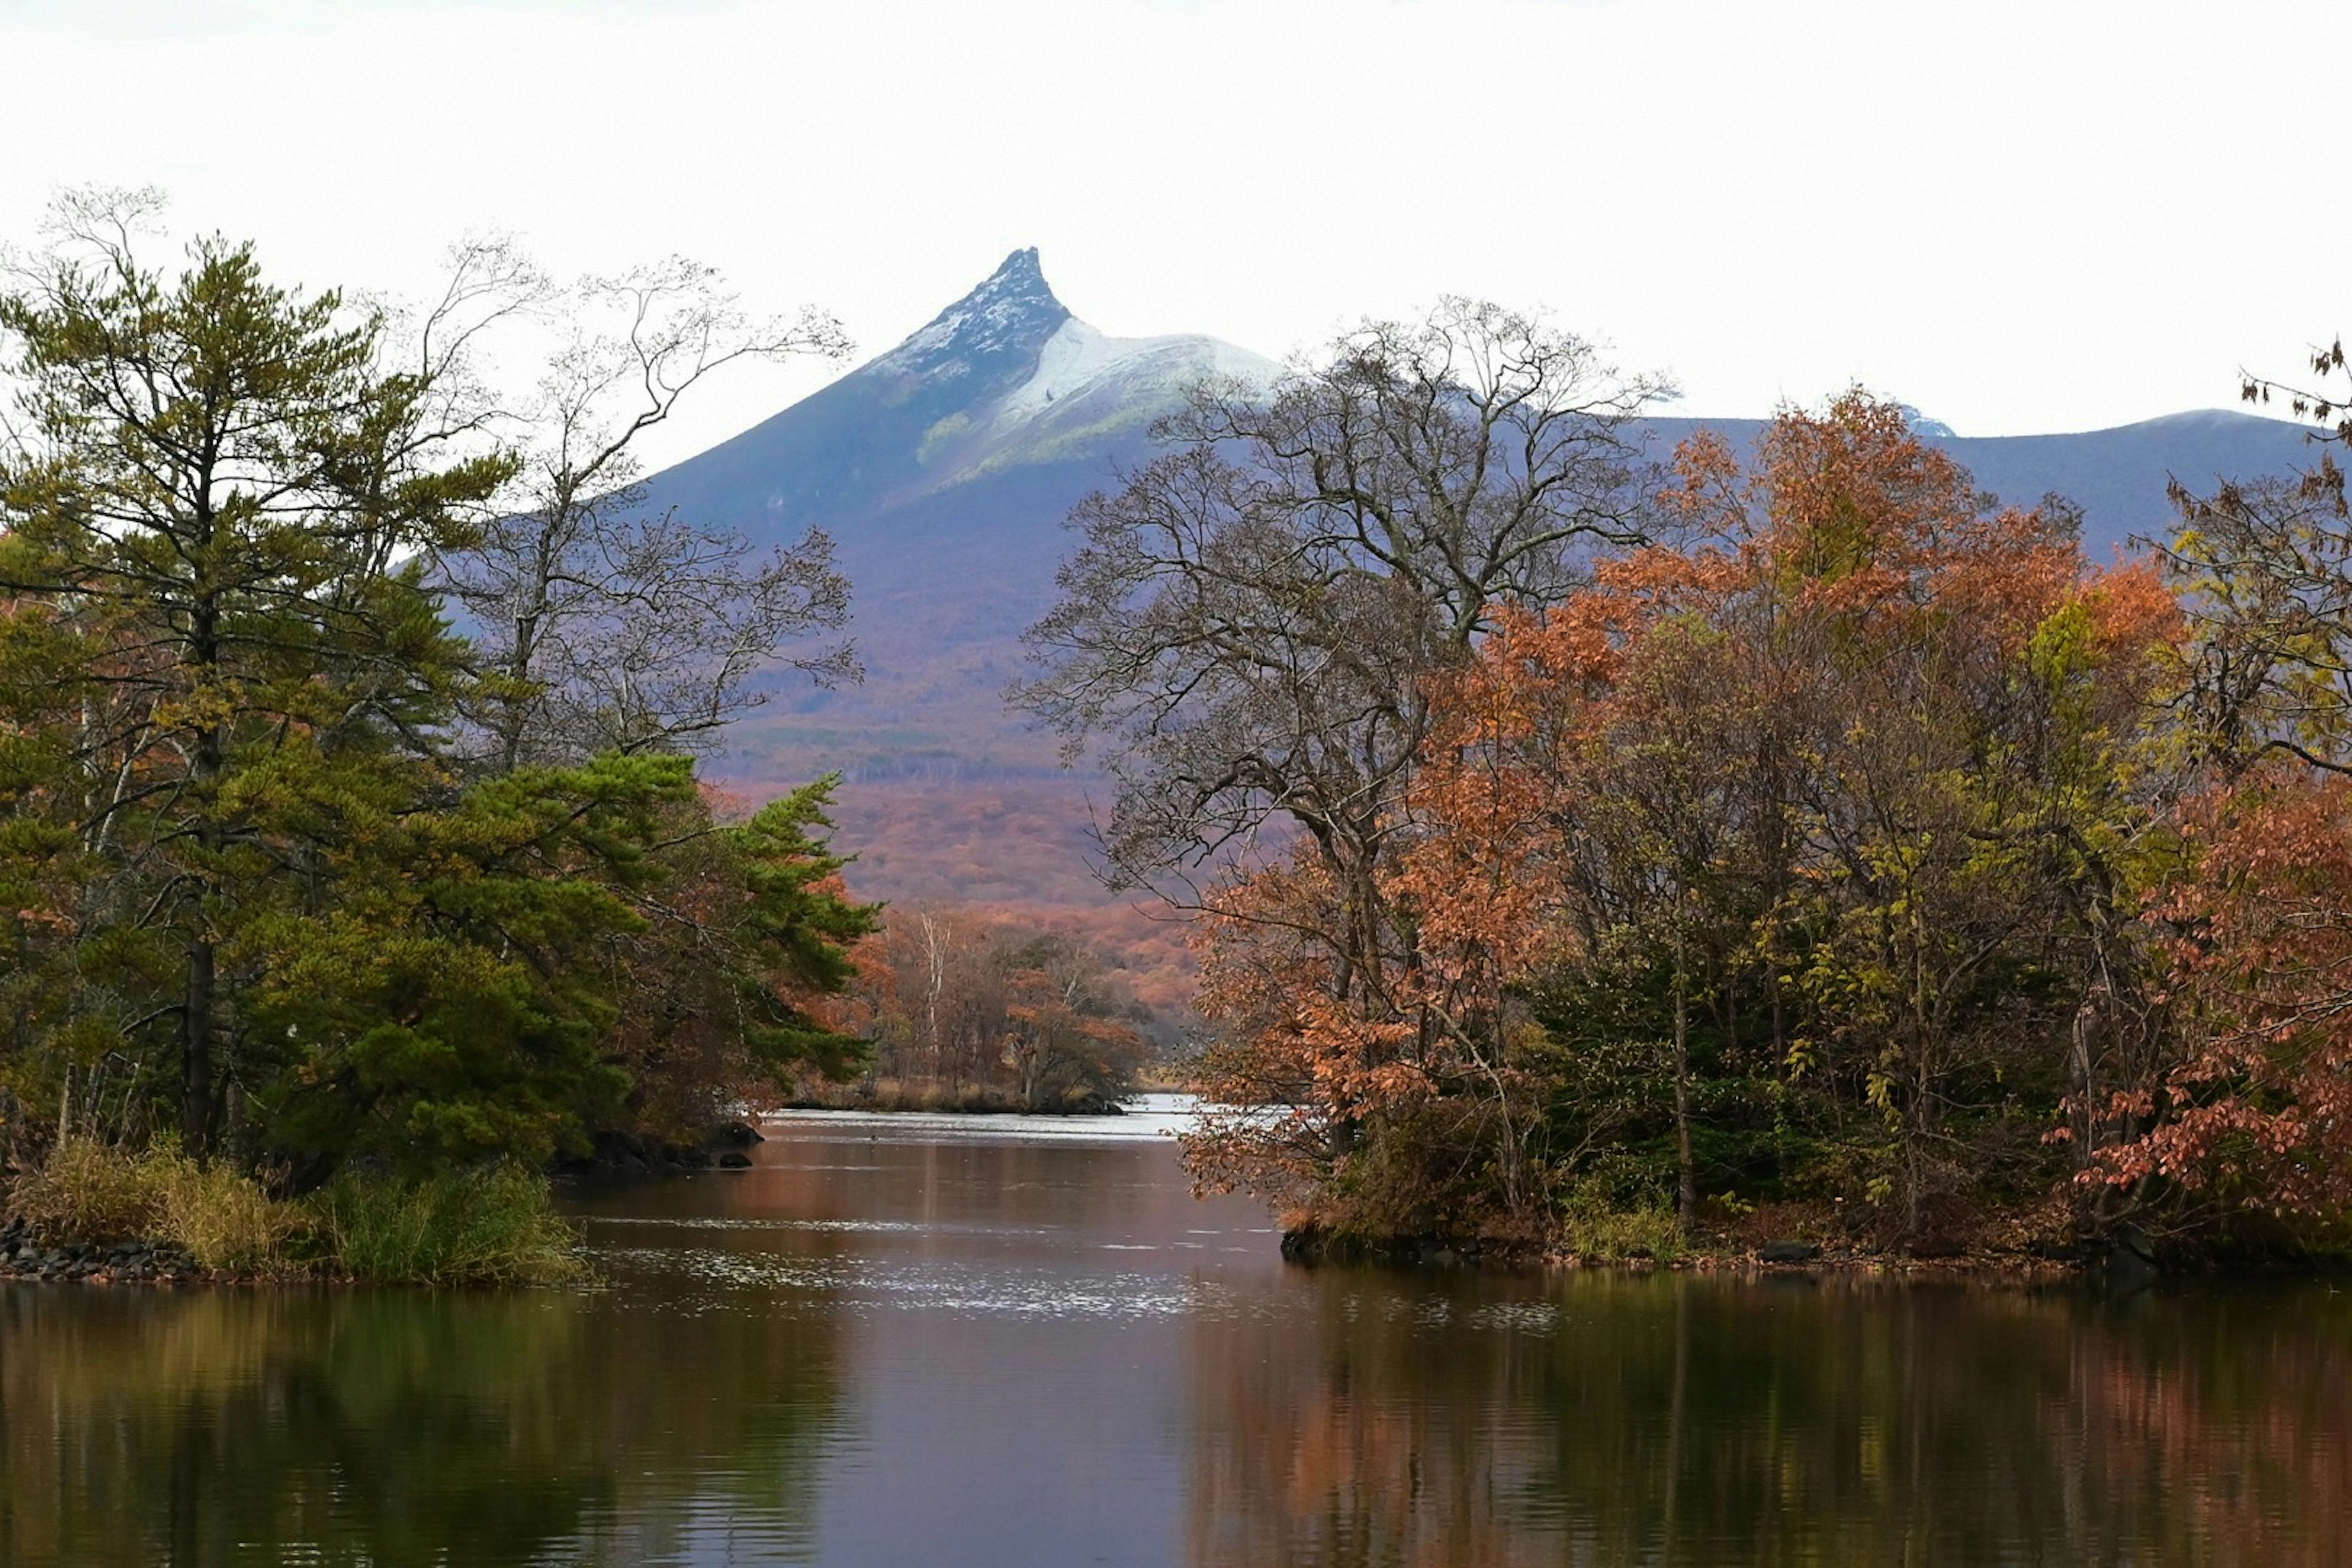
[758, 1090, 1208, 1146]
[565, 1114, 2352, 1568]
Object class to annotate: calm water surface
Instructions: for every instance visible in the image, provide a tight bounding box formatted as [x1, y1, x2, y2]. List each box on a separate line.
[4, 1095, 2349, 1566]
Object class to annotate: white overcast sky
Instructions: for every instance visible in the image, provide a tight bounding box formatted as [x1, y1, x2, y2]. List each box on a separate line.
[2, 0, 2344, 470]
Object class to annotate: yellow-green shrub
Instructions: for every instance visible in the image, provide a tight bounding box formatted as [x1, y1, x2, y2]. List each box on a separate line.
[5, 1137, 167, 1244]
[303, 1165, 585, 1287]
[9, 1141, 586, 1285]
[1556, 1179, 1688, 1264]
[152, 1153, 298, 1273]
[4, 1137, 298, 1272]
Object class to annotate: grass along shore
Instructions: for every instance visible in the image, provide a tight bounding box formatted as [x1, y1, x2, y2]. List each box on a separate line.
[1, 1139, 585, 1287]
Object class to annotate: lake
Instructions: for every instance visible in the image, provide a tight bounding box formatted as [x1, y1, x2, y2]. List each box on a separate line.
[3, 1095, 2348, 1565]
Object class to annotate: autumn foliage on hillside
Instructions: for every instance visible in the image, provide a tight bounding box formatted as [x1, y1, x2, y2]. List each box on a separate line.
[801, 901, 1165, 1113]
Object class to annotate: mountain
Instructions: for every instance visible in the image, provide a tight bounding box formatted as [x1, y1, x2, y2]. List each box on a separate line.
[645, 248, 1277, 787]
[636, 252, 2322, 939]
[1629, 408, 2316, 559]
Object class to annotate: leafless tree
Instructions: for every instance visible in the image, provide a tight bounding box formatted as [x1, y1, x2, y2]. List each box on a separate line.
[428, 244, 858, 769]
[1017, 298, 1668, 986]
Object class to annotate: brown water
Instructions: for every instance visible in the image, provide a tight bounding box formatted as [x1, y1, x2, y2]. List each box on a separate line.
[4, 1098, 2350, 1566]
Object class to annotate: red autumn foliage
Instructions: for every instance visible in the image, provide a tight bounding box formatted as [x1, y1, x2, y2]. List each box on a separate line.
[2082, 771, 2352, 1216]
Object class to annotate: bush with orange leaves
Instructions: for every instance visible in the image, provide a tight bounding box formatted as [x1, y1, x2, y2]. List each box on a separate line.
[2073, 772, 2352, 1237]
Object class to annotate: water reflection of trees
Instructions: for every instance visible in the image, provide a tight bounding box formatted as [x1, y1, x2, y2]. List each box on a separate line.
[1185, 1273, 2352, 1567]
[0, 1281, 842, 1566]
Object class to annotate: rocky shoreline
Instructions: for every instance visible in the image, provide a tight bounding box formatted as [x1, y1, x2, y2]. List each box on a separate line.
[1272, 1216, 2352, 1282]
[0, 1217, 206, 1285]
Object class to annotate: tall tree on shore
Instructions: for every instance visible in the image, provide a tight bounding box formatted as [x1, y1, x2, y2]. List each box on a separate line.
[0, 198, 878, 1176]
[426, 243, 858, 771]
[2078, 329, 2352, 1232]
[1536, 399, 2176, 1242]
[0, 191, 513, 1156]
[1188, 394, 2185, 1247]
[1019, 299, 1667, 1191]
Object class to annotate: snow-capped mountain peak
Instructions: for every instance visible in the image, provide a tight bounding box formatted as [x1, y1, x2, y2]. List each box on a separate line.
[818, 250, 1281, 489]
[874, 247, 1071, 379]
[639, 249, 1283, 540]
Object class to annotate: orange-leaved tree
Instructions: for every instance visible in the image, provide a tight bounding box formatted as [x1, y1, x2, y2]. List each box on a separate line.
[2082, 773, 2352, 1223]
[1205, 392, 2185, 1250]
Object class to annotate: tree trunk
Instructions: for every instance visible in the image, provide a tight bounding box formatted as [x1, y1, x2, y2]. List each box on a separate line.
[1673, 907, 1697, 1227]
[182, 571, 224, 1161]
[181, 935, 214, 1157]
[499, 510, 564, 774]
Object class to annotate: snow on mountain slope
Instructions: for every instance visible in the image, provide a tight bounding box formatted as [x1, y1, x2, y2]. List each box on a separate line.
[922, 318, 1280, 481]
[996, 317, 1279, 421]
[865, 246, 1071, 384]
[633, 249, 1286, 795]
[905, 312, 1281, 492]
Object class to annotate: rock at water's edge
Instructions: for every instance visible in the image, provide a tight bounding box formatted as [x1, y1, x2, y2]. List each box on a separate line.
[1760, 1239, 1822, 1264]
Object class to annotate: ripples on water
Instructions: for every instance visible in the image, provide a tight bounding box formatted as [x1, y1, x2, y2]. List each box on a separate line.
[2, 1095, 2349, 1566]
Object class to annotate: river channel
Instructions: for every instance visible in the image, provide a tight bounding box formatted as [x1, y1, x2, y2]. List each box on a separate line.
[2, 1095, 2348, 1564]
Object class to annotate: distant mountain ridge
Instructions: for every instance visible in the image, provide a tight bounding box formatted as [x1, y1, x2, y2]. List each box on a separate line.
[1630, 407, 2314, 558]
[635, 251, 2322, 915]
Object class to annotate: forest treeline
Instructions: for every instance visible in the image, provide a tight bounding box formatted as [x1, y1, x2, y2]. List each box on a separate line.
[0, 198, 877, 1275]
[804, 902, 1164, 1114]
[1022, 303, 2352, 1264]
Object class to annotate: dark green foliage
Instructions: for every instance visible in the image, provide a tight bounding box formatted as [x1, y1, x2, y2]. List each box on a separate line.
[0, 205, 872, 1199]
[0, 214, 516, 1163]
[304, 1164, 586, 1286]
[581, 776, 878, 1145]
[243, 755, 700, 1174]
[728, 779, 880, 1082]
